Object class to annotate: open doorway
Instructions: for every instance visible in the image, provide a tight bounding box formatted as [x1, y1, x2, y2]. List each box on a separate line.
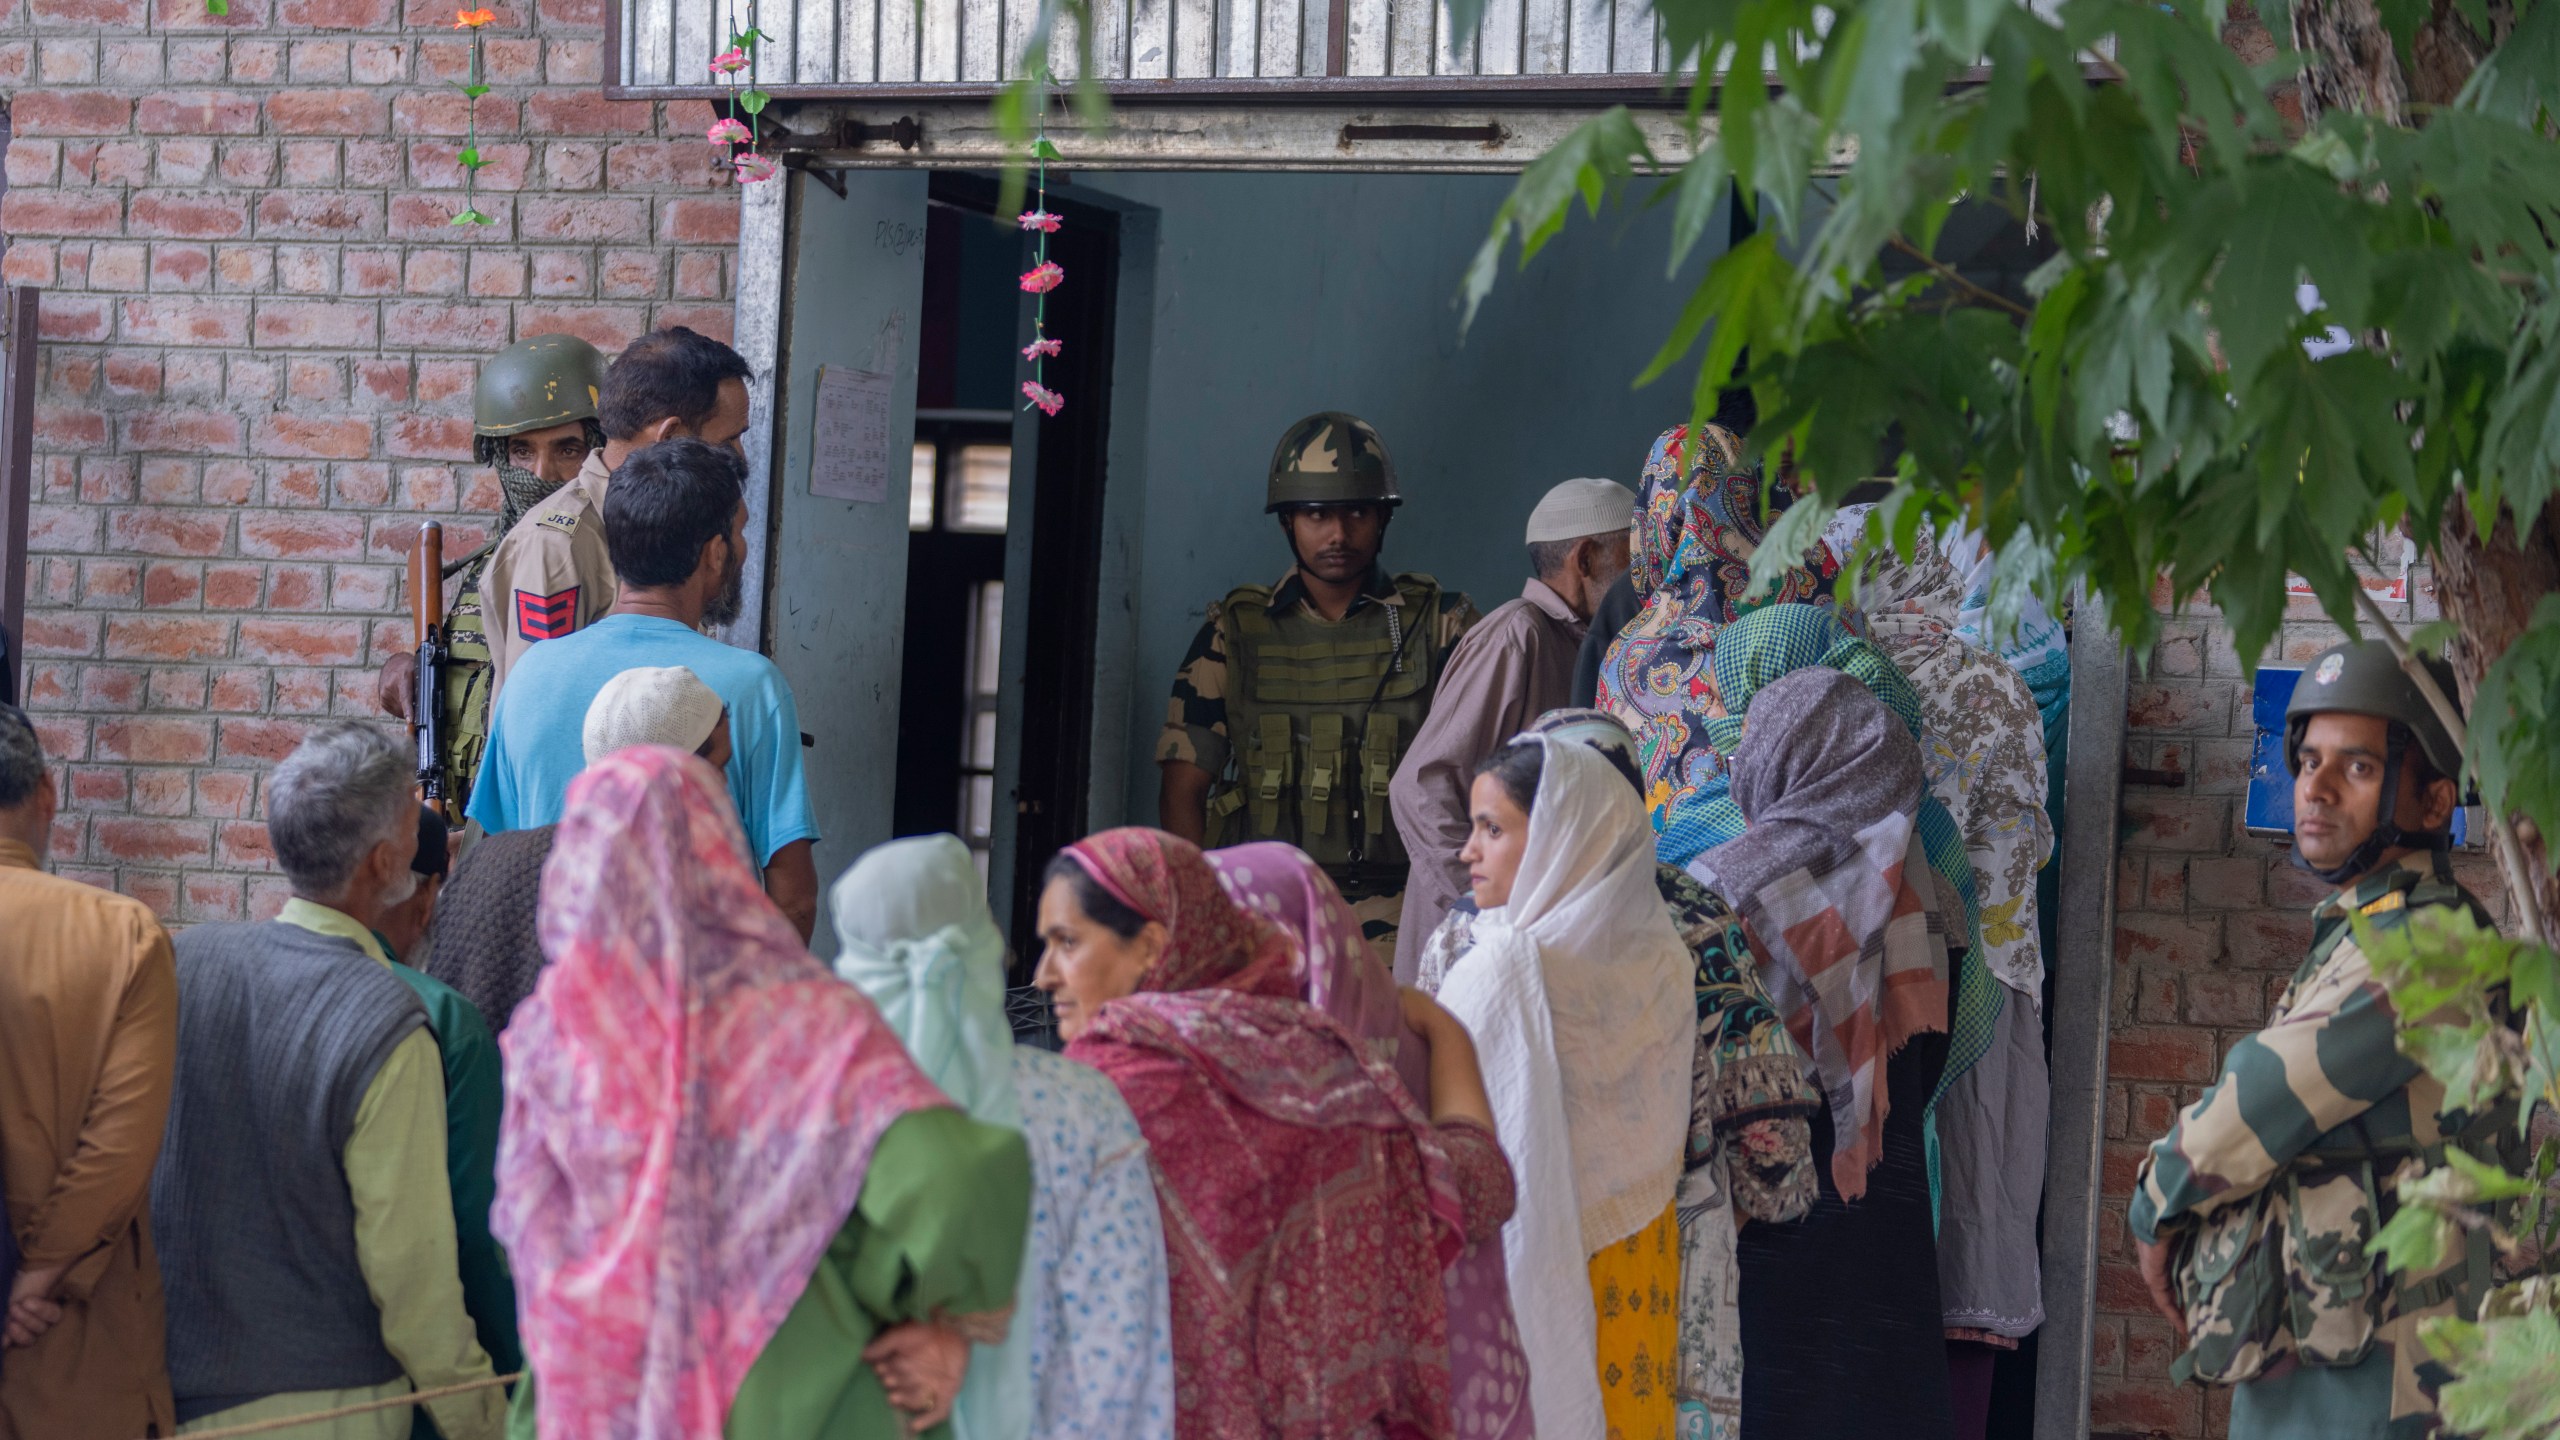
[885, 177, 1120, 960]
[893, 198, 1020, 878]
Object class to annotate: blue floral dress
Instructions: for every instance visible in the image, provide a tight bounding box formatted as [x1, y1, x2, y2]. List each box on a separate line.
[1012, 1047, 1177, 1440]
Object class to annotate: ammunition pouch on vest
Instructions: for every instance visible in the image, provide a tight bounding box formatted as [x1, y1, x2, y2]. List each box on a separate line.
[438, 575, 496, 815]
[2170, 1105, 2514, 1388]
[1206, 574, 1443, 898]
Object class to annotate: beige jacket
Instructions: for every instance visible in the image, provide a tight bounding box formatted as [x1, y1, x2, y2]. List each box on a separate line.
[481, 449, 617, 694]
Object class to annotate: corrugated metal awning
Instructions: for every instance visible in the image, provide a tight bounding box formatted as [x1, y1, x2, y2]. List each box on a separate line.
[609, 0, 1691, 96]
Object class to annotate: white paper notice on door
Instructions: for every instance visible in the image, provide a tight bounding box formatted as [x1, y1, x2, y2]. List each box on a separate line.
[809, 364, 895, 503]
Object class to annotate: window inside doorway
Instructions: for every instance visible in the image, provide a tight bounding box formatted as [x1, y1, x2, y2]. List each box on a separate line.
[958, 578, 1003, 876]
[899, 408, 1013, 876]
[909, 434, 1012, 535]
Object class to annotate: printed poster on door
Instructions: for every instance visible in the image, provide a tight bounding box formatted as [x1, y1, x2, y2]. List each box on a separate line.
[810, 364, 895, 503]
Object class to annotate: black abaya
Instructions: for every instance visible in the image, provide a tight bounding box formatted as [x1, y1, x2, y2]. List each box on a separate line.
[1737, 1029, 1954, 1440]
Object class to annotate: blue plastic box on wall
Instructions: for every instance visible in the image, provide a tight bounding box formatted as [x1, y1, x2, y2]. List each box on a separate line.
[2246, 666, 2478, 844]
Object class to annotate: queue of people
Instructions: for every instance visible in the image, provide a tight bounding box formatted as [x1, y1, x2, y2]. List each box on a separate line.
[0, 322, 2518, 1440]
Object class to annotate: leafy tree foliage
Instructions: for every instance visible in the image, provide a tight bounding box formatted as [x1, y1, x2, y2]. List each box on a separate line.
[1445, 0, 2560, 1414]
[1459, 0, 2560, 872]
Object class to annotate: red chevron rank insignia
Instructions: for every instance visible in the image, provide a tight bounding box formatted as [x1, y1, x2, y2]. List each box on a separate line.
[515, 586, 579, 641]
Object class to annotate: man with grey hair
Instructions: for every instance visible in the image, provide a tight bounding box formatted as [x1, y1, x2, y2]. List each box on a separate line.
[149, 723, 503, 1440]
[0, 703, 179, 1440]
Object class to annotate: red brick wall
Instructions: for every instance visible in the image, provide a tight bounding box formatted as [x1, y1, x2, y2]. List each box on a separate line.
[2089, 569, 2515, 1439]
[0, 0, 737, 918]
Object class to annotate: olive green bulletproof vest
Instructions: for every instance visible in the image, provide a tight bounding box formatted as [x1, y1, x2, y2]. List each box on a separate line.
[1206, 574, 1443, 897]
[435, 563, 497, 815]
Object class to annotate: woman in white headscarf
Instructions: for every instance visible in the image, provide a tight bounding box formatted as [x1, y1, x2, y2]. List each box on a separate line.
[1437, 735, 1698, 1440]
[831, 835, 1176, 1440]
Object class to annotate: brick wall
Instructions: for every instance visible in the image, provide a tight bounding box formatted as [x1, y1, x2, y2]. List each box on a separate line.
[0, 0, 737, 918]
[2088, 567, 2516, 1439]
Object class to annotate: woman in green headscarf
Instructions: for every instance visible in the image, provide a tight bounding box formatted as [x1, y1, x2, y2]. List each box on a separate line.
[831, 836, 1176, 1440]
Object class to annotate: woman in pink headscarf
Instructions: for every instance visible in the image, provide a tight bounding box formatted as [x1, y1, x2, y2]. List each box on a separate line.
[1210, 842, 1536, 1440]
[493, 746, 1034, 1440]
[1032, 828, 1517, 1440]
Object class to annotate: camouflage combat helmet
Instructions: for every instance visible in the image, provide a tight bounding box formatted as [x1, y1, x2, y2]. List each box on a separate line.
[2284, 638, 2467, 879]
[1266, 412, 1401, 513]
[473, 334, 606, 443]
[2284, 640, 2464, 780]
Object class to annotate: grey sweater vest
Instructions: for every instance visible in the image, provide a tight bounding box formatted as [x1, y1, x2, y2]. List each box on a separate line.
[152, 920, 427, 1419]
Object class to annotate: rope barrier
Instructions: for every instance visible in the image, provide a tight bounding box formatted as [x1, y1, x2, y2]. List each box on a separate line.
[146, 1372, 522, 1440]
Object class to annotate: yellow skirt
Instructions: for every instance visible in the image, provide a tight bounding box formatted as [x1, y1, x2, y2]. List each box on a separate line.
[1589, 1201, 1680, 1440]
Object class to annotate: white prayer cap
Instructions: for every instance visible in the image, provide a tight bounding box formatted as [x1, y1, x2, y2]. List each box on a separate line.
[582, 666, 725, 763]
[1524, 477, 1637, 544]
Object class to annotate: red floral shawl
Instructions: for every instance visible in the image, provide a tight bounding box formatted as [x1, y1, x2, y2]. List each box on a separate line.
[493, 747, 953, 1440]
[1062, 828, 1472, 1440]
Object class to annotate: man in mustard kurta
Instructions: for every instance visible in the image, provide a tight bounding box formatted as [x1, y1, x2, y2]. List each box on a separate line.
[0, 704, 179, 1440]
[150, 724, 504, 1440]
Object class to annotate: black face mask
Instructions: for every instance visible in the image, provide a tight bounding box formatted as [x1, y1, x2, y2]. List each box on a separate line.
[494, 460, 565, 536]
[2291, 727, 2450, 884]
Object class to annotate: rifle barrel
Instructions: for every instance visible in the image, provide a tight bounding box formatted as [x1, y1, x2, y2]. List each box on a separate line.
[411, 521, 444, 646]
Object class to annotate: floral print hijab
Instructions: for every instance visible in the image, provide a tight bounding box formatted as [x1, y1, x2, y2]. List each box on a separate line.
[1603, 423, 1849, 823]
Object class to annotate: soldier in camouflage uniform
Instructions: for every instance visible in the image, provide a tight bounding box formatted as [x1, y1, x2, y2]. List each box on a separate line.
[1155, 413, 1478, 960]
[2131, 639, 2509, 1440]
[377, 335, 608, 815]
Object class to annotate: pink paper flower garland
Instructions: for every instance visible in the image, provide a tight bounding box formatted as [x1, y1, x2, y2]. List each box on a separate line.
[1015, 117, 1065, 417]
[705, 2, 774, 183]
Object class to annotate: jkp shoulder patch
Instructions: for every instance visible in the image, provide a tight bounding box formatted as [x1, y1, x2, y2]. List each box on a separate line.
[515, 586, 579, 641]
[536, 507, 580, 534]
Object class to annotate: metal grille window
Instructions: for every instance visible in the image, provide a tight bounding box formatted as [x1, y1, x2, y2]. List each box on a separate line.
[906, 418, 1014, 876]
[958, 577, 1005, 875]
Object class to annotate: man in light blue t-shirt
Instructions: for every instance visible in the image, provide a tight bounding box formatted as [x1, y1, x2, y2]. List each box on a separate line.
[467, 437, 822, 938]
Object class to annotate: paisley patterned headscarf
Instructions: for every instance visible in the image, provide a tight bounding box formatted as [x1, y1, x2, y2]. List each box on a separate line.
[1828, 510, 2054, 1001]
[1061, 828, 1477, 1440]
[1208, 842, 1535, 1440]
[1602, 424, 1850, 824]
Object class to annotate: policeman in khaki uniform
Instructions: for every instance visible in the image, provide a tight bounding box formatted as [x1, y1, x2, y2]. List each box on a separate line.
[1156, 413, 1478, 958]
[378, 334, 607, 813]
[480, 325, 753, 691]
[2131, 640, 2515, 1440]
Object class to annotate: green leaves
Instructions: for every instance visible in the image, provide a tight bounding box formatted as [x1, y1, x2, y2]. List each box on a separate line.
[2425, 1307, 2560, 1439]
[739, 89, 771, 115]
[2470, 595, 2560, 859]
[2360, 905, 2536, 1117]
[1411, 0, 2560, 1413]
[1461, 107, 1656, 334]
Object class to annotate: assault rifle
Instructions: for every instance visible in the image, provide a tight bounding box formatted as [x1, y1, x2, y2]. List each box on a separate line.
[409, 521, 448, 815]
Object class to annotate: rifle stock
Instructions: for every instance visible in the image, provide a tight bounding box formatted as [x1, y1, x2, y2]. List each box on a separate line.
[410, 522, 447, 814]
